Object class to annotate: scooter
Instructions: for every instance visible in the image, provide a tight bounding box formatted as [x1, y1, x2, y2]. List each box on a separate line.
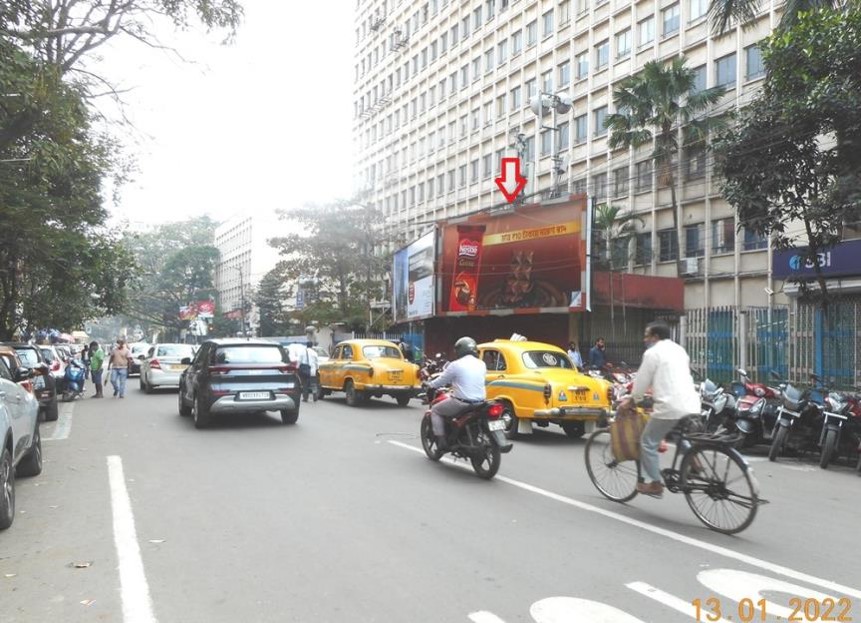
[729, 369, 783, 447]
[60, 358, 86, 402]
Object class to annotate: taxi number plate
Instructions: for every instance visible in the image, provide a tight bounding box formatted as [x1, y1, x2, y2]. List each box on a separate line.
[488, 420, 506, 431]
[238, 391, 271, 400]
[570, 393, 588, 403]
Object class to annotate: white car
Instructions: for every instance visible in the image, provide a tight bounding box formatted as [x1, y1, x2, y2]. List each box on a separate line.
[39, 345, 66, 380]
[139, 343, 197, 393]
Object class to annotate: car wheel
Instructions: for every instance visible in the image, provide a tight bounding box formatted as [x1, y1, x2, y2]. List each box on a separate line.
[17, 422, 43, 478]
[501, 401, 520, 440]
[396, 394, 411, 407]
[44, 397, 59, 422]
[345, 380, 364, 407]
[561, 422, 586, 439]
[0, 445, 14, 530]
[178, 388, 192, 416]
[193, 394, 211, 429]
[280, 409, 299, 425]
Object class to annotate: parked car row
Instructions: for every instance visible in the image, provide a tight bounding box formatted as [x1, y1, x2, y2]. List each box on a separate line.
[0, 343, 59, 421]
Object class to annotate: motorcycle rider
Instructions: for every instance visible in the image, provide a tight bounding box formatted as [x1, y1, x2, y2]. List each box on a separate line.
[426, 336, 487, 450]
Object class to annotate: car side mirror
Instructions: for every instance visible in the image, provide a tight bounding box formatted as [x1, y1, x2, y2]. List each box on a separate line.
[14, 367, 33, 382]
[138, 354, 146, 360]
[181, 357, 192, 365]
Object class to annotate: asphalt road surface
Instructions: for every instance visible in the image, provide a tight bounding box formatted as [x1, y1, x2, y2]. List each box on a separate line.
[2, 385, 859, 623]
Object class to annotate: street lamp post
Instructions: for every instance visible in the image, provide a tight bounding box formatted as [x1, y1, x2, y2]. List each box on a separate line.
[528, 91, 572, 199]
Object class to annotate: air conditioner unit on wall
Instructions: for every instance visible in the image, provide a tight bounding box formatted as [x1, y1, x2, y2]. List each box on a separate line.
[680, 257, 699, 276]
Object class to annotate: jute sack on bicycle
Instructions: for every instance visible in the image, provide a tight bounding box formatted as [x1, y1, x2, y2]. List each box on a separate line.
[610, 402, 648, 461]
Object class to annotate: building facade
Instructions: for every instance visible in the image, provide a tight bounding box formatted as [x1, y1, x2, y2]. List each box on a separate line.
[352, 0, 787, 313]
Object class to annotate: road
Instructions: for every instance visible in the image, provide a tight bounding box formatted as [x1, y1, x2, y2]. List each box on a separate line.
[1, 386, 859, 622]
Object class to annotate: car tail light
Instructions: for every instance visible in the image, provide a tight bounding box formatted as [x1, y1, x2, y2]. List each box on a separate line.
[211, 390, 231, 397]
[208, 366, 231, 375]
[543, 383, 552, 401]
[150, 359, 161, 370]
[368, 367, 374, 378]
[51, 360, 60, 372]
[607, 386, 613, 405]
[487, 403, 504, 419]
[20, 380, 33, 393]
[278, 364, 297, 373]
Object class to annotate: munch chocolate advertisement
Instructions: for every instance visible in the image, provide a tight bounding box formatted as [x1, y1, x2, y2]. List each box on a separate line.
[392, 230, 436, 323]
[440, 198, 587, 314]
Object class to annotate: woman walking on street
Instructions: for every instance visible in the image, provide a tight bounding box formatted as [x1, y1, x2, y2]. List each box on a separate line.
[89, 341, 105, 398]
[109, 338, 132, 399]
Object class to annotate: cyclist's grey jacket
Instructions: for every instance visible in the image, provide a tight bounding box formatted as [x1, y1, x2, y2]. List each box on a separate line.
[631, 339, 700, 419]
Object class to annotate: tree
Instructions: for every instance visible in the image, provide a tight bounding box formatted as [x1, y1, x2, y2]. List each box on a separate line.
[605, 57, 726, 273]
[715, 6, 861, 305]
[709, 0, 838, 34]
[255, 267, 292, 337]
[269, 198, 389, 330]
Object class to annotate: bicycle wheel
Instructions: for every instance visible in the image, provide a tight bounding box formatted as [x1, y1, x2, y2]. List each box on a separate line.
[680, 445, 760, 535]
[585, 428, 640, 502]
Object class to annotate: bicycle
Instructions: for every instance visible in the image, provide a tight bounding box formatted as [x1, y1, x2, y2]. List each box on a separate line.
[585, 414, 766, 535]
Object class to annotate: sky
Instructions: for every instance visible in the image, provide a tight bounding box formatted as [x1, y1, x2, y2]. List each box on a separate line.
[95, 1, 355, 229]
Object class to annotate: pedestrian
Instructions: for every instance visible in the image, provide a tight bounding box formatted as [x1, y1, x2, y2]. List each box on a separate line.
[399, 339, 414, 363]
[108, 337, 132, 399]
[80, 344, 90, 381]
[89, 341, 105, 398]
[567, 341, 584, 370]
[306, 342, 319, 403]
[288, 342, 312, 402]
[618, 321, 700, 497]
[589, 337, 607, 369]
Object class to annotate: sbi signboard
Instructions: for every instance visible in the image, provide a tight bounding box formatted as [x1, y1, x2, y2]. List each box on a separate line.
[774, 239, 861, 279]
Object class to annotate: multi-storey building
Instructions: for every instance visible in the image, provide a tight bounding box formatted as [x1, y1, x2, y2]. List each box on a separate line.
[352, 0, 785, 314]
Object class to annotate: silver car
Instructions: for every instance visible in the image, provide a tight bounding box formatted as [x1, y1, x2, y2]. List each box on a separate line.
[139, 343, 196, 393]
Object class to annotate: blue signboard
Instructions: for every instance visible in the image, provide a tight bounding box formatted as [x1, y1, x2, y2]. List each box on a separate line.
[773, 239, 861, 280]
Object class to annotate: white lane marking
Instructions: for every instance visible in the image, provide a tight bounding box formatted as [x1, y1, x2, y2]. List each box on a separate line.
[388, 440, 861, 599]
[107, 456, 158, 623]
[468, 612, 508, 623]
[530, 597, 646, 622]
[43, 402, 74, 441]
[626, 581, 732, 622]
[698, 568, 838, 620]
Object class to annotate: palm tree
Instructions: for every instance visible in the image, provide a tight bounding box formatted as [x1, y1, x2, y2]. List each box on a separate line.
[592, 204, 643, 340]
[710, 0, 839, 35]
[605, 57, 725, 274]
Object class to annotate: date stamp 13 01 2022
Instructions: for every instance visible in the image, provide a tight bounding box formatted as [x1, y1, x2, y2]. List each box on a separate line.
[693, 596, 854, 622]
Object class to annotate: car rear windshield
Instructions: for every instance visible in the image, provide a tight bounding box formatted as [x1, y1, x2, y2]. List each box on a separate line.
[15, 348, 40, 366]
[362, 345, 402, 359]
[156, 345, 195, 358]
[521, 351, 574, 369]
[213, 346, 286, 364]
[40, 348, 56, 362]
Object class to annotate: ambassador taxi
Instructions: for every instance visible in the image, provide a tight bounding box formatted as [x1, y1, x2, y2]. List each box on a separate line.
[318, 339, 421, 407]
[477, 339, 612, 439]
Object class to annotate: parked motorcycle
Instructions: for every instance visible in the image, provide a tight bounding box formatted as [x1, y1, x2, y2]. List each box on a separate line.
[817, 390, 861, 469]
[419, 387, 512, 479]
[728, 369, 783, 447]
[768, 376, 825, 462]
[60, 358, 86, 402]
[698, 377, 736, 432]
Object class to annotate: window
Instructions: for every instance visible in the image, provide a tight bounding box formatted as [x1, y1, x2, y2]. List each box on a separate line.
[638, 16, 655, 46]
[691, 65, 707, 94]
[472, 57, 481, 81]
[541, 69, 553, 92]
[485, 49, 494, 72]
[574, 114, 588, 143]
[686, 147, 706, 180]
[659, 230, 678, 261]
[743, 228, 768, 250]
[558, 60, 570, 87]
[594, 105, 608, 136]
[460, 64, 469, 87]
[559, 0, 570, 24]
[498, 40, 508, 64]
[685, 223, 705, 257]
[482, 154, 493, 177]
[542, 9, 554, 37]
[576, 51, 588, 79]
[523, 135, 535, 160]
[525, 77, 537, 98]
[596, 40, 609, 69]
[458, 164, 467, 187]
[635, 233, 652, 265]
[470, 159, 479, 182]
[462, 16, 470, 38]
[526, 19, 538, 45]
[573, 177, 586, 194]
[613, 167, 629, 196]
[417, 182, 424, 202]
[483, 102, 493, 125]
[486, 0, 495, 18]
[440, 33, 448, 54]
[662, 3, 680, 36]
[451, 23, 459, 45]
[473, 6, 483, 29]
[559, 121, 570, 149]
[636, 161, 652, 192]
[690, 0, 708, 21]
[448, 170, 456, 191]
[482, 350, 507, 371]
[437, 174, 445, 195]
[540, 129, 553, 156]
[496, 94, 507, 116]
[459, 114, 467, 136]
[712, 219, 735, 254]
[616, 28, 631, 58]
[510, 85, 522, 108]
[715, 52, 737, 87]
[471, 108, 480, 130]
[512, 30, 523, 54]
[746, 44, 764, 80]
[593, 172, 608, 199]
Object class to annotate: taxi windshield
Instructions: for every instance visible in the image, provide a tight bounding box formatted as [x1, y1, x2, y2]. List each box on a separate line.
[521, 351, 574, 369]
[362, 346, 402, 360]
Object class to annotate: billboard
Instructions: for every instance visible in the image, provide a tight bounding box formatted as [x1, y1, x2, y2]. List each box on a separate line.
[439, 198, 588, 315]
[392, 230, 436, 324]
[180, 300, 216, 321]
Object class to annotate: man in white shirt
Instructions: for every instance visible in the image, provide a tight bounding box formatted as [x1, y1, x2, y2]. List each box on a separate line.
[620, 321, 701, 497]
[567, 341, 583, 370]
[427, 336, 487, 450]
[306, 342, 319, 403]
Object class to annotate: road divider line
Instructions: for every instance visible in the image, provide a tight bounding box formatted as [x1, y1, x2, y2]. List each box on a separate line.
[626, 581, 732, 622]
[107, 456, 158, 623]
[43, 402, 74, 441]
[468, 611, 508, 623]
[387, 440, 861, 600]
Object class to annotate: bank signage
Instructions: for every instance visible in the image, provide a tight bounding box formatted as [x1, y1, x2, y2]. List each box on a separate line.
[773, 239, 861, 280]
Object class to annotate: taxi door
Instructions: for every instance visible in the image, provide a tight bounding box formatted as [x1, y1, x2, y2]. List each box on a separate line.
[319, 344, 342, 390]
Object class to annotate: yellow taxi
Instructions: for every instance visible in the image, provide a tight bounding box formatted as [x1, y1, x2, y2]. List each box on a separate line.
[477, 339, 612, 439]
[318, 339, 421, 407]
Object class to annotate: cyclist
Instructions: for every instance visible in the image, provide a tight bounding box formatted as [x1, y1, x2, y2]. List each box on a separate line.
[426, 336, 487, 450]
[618, 321, 700, 497]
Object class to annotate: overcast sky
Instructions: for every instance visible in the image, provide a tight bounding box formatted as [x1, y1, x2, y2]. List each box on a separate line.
[97, 1, 355, 229]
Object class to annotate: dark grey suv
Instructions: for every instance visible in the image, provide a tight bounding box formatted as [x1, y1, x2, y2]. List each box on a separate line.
[178, 339, 302, 429]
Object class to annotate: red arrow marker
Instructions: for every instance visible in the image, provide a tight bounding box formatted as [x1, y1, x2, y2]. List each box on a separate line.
[495, 157, 527, 203]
